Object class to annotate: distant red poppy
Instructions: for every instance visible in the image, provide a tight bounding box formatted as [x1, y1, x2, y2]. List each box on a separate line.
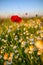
[11, 15, 22, 23]
[25, 13, 28, 15]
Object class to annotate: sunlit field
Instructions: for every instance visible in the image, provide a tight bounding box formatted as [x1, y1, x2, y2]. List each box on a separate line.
[0, 16, 43, 65]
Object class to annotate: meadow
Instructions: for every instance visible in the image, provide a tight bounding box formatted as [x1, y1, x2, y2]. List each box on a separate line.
[0, 16, 43, 65]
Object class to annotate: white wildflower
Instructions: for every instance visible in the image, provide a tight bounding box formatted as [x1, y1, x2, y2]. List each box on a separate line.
[7, 29, 11, 33]
[0, 55, 2, 59]
[13, 46, 17, 49]
[19, 58, 22, 61]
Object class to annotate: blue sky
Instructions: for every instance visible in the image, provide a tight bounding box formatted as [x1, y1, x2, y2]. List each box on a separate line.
[0, 0, 43, 16]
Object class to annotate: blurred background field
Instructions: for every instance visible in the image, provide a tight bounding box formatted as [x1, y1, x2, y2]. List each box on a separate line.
[0, 16, 43, 34]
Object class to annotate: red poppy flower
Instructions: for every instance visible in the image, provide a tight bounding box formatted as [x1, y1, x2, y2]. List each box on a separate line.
[11, 15, 22, 23]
